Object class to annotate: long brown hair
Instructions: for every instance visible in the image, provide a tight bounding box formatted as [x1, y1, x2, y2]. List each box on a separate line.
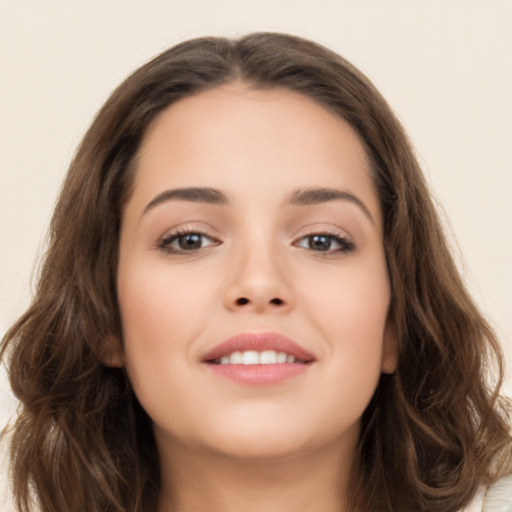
[2, 32, 511, 512]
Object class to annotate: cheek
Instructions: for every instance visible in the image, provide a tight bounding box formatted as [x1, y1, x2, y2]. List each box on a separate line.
[303, 257, 390, 336]
[299, 257, 391, 384]
[308, 271, 390, 429]
[118, 259, 214, 339]
[116, 261, 214, 399]
[119, 271, 179, 347]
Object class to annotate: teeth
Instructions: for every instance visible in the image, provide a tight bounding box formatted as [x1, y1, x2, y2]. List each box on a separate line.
[242, 351, 259, 365]
[216, 350, 297, 365]
[276, 352, 288, 363]
[260, 350, 277, 364]
[230, 351, 243, 364]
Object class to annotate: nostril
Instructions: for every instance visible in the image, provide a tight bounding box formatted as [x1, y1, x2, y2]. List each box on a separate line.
[234, 297, 284, 306]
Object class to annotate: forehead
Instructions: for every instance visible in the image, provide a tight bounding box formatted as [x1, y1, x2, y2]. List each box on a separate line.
[129, 83, 380, 225]
[139, 82, 370, 169]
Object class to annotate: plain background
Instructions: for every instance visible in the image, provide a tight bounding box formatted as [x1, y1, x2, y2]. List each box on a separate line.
[1, 1, 511, 508]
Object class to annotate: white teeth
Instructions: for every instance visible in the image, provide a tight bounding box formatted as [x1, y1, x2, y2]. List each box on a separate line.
[242, 351, 259, 365]
[276, 352, 288, 363]
[216, 350, 298, 365]
[230, 351, 243, 364]
[260, 350, 277, 364]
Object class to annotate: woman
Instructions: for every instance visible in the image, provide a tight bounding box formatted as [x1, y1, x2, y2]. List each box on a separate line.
[1, 32, 511, 512]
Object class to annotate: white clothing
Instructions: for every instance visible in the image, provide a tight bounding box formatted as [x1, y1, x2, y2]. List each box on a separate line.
[463, 474, 512, 512]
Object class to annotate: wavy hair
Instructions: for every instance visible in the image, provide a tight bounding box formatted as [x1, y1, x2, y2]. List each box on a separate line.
[2, 32, 511, 512]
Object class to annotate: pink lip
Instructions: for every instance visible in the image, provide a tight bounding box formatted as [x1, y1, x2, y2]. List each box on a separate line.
[201, 332, 315, 386]
[201, 332, 315, 363]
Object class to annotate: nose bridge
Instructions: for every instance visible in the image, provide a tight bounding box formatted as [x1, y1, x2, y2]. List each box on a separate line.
[223, 228, 292, 312]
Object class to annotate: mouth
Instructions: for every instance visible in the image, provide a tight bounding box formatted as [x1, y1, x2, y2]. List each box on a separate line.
[209, 349, 304, 365]
[201, 332, 315, 385]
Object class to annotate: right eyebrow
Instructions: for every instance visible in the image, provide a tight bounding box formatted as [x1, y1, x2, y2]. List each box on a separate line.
[142, 187, 228, 215]
[288, 187, 375, 225]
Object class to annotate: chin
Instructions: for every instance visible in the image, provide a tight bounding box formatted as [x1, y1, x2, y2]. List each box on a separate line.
[191, 413, 357, 462]
[203, 431, 315, 461]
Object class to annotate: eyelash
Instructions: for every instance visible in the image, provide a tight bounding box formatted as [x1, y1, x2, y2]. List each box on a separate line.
[157, 228, 220, 254]
[157, 229, 355, 255]
[293, 230, 355, 254]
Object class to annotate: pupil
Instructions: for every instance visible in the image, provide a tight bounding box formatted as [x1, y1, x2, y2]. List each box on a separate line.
[310, 235, 331, 251]
[179, 234, 202, 250]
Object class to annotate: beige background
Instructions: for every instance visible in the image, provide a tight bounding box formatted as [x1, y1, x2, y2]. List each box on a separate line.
[1, 1, 511, 508]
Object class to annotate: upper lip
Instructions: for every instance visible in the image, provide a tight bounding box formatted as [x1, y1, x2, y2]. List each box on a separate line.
[202, 332, 315, 363]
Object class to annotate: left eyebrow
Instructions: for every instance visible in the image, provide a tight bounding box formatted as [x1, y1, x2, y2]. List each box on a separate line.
[287, 187, 375, 225]
[143, 187, 228, 215]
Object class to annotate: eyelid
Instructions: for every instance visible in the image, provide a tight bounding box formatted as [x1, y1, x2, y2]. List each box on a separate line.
[292, 223, 353, 242]
[291, 225, 356, 254]
[156, 225, 222, 254]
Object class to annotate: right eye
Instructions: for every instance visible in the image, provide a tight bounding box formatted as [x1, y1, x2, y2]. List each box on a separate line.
[158, 230, 220, 254]
[293, 231, 355, 255]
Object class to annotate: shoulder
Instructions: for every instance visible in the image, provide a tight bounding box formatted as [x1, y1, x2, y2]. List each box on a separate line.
[462, 474, 512, 512]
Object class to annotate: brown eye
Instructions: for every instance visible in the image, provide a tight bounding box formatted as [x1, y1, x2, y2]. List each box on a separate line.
[159, 231, 219, 254]
[307, 235, 333, 251]
[295, 233, 355, 253]
[177, 233, 204, 250]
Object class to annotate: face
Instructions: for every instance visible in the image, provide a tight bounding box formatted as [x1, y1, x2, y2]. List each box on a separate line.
[116, 84, 396, 463]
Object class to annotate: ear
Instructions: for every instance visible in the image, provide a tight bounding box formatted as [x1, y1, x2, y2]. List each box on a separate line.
[101, 335, 125, 368]
[381, 318, 398, 375]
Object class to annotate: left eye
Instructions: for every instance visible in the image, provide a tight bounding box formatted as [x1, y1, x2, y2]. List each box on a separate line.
[159, 232, 219, 253]
[295, 234, 354, 253]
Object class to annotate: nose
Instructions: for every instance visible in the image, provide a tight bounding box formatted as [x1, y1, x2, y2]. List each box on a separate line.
[222, 242, 294, 313]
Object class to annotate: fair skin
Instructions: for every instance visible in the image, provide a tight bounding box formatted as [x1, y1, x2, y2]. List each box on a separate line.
[115, 83, 397, 512]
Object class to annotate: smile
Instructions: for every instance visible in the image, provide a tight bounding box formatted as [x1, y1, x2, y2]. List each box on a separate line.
[202, 332, 314, 385]
[213, 350, 299, 365]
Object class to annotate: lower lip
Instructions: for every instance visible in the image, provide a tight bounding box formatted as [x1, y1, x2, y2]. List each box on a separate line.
[205, 363, 310, 385]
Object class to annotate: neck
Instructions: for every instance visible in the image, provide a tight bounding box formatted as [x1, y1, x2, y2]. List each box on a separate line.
[157, 436, 358, 512]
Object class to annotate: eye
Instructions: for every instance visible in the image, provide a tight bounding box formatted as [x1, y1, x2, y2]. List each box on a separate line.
[158, 230, 220, 254]
[294, 233, 354, 253]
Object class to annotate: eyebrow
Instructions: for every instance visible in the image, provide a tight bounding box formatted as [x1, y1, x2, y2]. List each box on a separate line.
[142, 185, 374, 224]
[288, 187, 374, 224]
[143, 187, 228, 214]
